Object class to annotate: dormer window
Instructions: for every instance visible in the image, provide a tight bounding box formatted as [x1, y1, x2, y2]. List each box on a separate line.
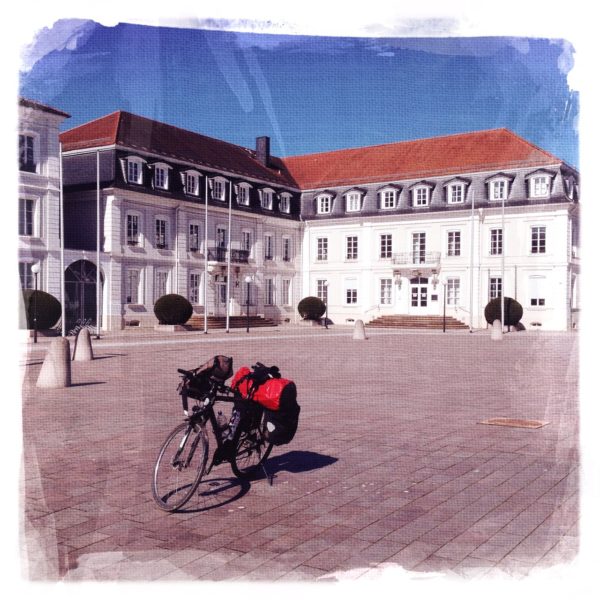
[210, 177, 227, 201]
[378, 186, 399, 210]
[316, 194, 333, 214]
[181, 170, 200, 196]
[260, 188, 274, 210]
[526, 170, 554, 199]
[490, 179, 508, 200]
[412, 185, 431, 207]
[236, 183, 251, 206]
[19, 133, 38, 173]
[446, 181, 467, 204]
[152, 162, 171, 190]
[279, 192, 291, 213]
[346, 191, 362, 213]
[125, 156, 145, 185]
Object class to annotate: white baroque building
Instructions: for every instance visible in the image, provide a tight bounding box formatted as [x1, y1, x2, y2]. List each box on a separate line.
[18, 99, 580, 332]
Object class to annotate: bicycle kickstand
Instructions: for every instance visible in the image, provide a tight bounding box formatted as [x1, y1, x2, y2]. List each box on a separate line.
[261, 463, 274, 486]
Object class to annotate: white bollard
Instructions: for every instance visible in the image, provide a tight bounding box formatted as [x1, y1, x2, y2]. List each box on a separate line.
[37, 337, 72, 388]
[353, 319, 367, 340]
[491, 319, 502, 341]
[73, 327, 94, 361]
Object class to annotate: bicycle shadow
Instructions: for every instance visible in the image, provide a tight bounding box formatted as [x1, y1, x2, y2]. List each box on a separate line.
[263, 450, 338, 476]
[174, 474, 251, 514]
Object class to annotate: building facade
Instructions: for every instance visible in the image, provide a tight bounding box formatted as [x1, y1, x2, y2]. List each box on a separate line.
[19, 99, 579, 332]
[18, 98, 70, 324]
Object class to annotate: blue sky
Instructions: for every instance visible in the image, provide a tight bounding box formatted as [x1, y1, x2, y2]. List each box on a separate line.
[19, 20, 579, 166]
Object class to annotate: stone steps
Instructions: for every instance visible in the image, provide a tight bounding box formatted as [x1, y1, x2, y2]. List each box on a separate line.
[367, 315, 469, 329]
[187, 315, 278, 329]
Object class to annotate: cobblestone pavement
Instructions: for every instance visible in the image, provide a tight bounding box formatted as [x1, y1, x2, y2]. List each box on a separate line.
[18, 327, 579, 583]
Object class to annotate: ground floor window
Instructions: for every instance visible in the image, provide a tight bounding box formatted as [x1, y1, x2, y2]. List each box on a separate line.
[529, 275, 547, 307]
[317, 279, 328, 304]
[380, 278, 392, 305]
[19, 261, 34, 289]
[446, 277, 460, 305]
[265, 278, 274, 305]
[281, 278, 291, 305]
[154, 271, 169, 302]
[345, 279, 358, 304]
[489, 277, 502, 300]
[126, 268, 142, 304]
[189, 272, 201, 304]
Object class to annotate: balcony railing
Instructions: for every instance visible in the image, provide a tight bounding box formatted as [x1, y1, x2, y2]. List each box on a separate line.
[207, 247, 250, 263]
[391, 251, 441, 267]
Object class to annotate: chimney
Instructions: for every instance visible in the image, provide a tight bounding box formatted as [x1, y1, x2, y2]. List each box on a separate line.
[256, 136, 270, 167]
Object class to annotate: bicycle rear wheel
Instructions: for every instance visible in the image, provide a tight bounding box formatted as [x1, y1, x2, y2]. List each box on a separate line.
[230, 414, 273, 479]
[152, 421, 209, 511]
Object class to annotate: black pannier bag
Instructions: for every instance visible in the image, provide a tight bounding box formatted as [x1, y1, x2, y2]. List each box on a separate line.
[186, 355, 233, 400]
[261, 381, 301, 446]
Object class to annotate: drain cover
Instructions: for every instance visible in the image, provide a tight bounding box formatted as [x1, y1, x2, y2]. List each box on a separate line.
[478, 418, 549, 429]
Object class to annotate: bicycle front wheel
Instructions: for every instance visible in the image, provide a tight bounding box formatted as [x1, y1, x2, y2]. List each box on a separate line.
[152, 421, 209, 511]
[230, 419, 273, 480]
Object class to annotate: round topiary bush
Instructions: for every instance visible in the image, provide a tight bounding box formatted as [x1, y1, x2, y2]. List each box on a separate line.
[297, 296, 326, 321]
[22, 289, 61, 330]
[484, 296, 523, 327]
[154, 294, 193, 325]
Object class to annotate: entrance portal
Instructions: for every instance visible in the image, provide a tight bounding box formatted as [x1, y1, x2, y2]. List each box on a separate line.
[65, 260, 103, 331]
[409, 277, 429, 314]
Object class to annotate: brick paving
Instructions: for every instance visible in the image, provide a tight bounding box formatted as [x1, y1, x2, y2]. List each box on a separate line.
[18, 327, 579, 582]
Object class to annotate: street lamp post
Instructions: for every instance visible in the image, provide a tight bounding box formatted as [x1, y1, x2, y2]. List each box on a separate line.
[244, 275, 252, 333]
[442, 280, 447, 333]
[324, 281, 329, 329]
[31, 262, 41, 343]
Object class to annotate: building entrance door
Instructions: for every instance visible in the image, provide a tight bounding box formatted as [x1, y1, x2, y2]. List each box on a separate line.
[65, 260, 103, 331]
[215, 281, 227, 316]
[409, 277, 429, 315]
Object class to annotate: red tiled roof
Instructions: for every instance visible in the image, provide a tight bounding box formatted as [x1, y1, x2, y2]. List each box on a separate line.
[281, 129, 562, 189]
[60, 111, 297, 188]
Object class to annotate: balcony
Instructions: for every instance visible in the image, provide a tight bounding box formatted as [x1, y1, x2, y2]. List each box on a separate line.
[207, 247, 250, 264]
[391, 251, 441, 278]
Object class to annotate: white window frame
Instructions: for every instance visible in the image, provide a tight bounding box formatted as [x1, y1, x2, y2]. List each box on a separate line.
[489, 177, 509, 201]
[19, 196, 39, 237]
[126, 268, 143, 304]
[189, 271, 202, 304]
[126, 211, 142, 247]
[446, 183, 465, 205]
[346, 191, 362, 213]
[126, 156, 145, 185]
[19, 132, 39, 173]
[316, 194, 333, 214]
[264, 278, 275, 305]
[241, 230, 253, 255]
[345, 279, 358, 305]
[531, 226, 547, 254]
[413, 185, 430, 207]
[154, 270, 170, 302]
[260, 188, 274, 210]
[155, 217, 169, 249]
[379, 188, 397, 210]
[412, 232, 427, 264]
[380, 234, 392, 259]
[446, 278, 460, 305]
[316, 237, 328, 261]
[281, 278, 292, 306]
[490, 228, 503, 256]
[264, 233, 274, 260]
[19, 262, 35, 289]
[346, 235, 358, 261]
[182, 170, 200, 196]
[529, 275, 547, 307]
[236, 183, 251, 206]
[282, 236, 292, 262]
[152, 162, 171, 190]
[188, 221, 201, 252]
[216, 225, 228, 249]
[380, 278, 392, 305]
[489, 277, 502, 300]
[211, 177, 227, 201]
[279, 192, 291, 213]
[447, 230, 461, 257]
[317, 279, 328, 304]
[529, 175, 551, 198]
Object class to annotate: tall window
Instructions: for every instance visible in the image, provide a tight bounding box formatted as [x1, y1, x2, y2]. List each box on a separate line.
[19, 198, 34, 236]
[282, 237, 291, 261]
[155, 219, 168, 249]
[127, 213, 140, 246]
[19, 134, 36, 172]
[447, 231, 461, 257]
[19, 262, 34, 289]
[317, 195, 332, 214]
[189, 272, 201, 304]
[531, 226, 546, 254]
[447, 184, 465, 204]
[317, 279, 328, 304]
[189, 223, 200, 252]
[345, 280, 358, 304]
[279, 193, 291, 213]
[242, 230, 252, 253]
[346, 236, 358, 260]
[216, 226, 227, 248]
[380, 234, 392, 259]
[490, 228, 503, 255]
[412, 232, 426, 263]
[126, 269, 141, 304]
[317, 237, 328, 261]
[489, 277, 502, 300]
[446, 278, 460, 305]
[281, 278, 291, 305]
[155, 271, 169, 301]
[380, 279, 392, 305]
[264, 278, 275, 305]
[264, 234, 273, 260]
[346, 192, 361, 212]
[490, 179, 508, 201]
[529, 276, 546, 307]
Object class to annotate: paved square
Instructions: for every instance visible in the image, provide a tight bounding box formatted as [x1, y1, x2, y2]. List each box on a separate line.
[19, 327, 579, 581]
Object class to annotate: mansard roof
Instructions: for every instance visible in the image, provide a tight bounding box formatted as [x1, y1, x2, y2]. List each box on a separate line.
[59, 111, 297, 188]
[281, 128, 563, 189]
[19, 97, 70, 118]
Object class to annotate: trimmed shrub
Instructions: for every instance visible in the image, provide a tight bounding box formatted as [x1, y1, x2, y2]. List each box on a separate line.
[22, 289, 61, 330]
[484, 296, 523, 327]
[297, 296, 326, 321]
[154, 294, 193, 325]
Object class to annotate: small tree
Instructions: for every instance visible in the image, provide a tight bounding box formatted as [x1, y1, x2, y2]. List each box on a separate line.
[21, 289, 61, 330]
[297, 296, 326, 321]
[154, 294, 193, 325]
[484, 296, 523, 327]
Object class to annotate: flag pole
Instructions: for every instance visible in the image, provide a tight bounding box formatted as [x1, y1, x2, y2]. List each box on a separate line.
[225, 181, 232, 333]
[96, 149, 101, 338]
[204, 176, 208, 334]
[59, 142, 66, 337]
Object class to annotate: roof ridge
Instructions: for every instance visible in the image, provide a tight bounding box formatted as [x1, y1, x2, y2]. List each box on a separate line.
[283, 128, 512, 161]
